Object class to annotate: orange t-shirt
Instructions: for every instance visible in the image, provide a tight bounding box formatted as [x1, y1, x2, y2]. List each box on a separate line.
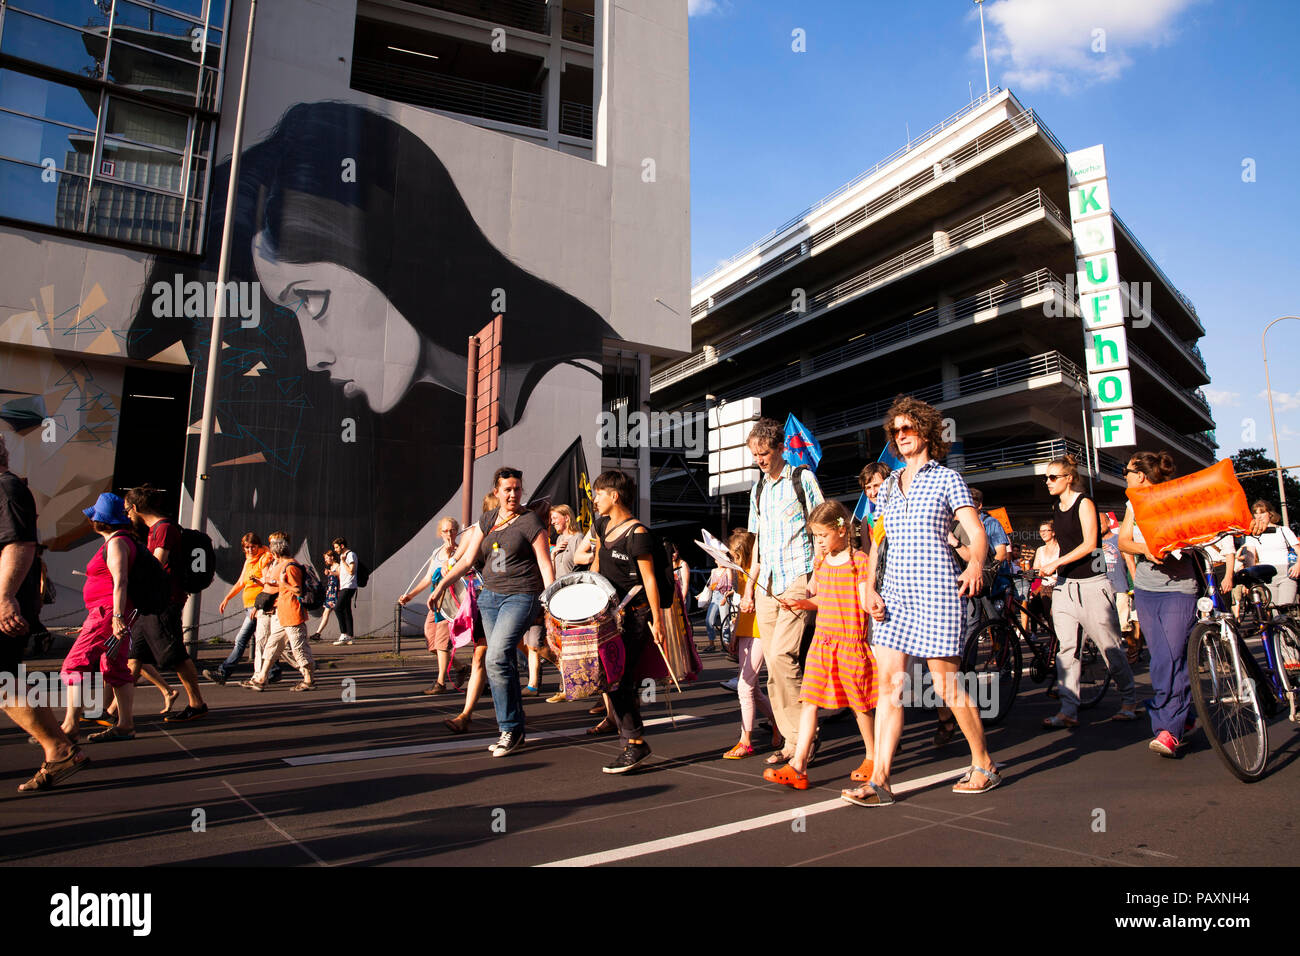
[264, 558, 305, 626]
[241, 550, 273, 607]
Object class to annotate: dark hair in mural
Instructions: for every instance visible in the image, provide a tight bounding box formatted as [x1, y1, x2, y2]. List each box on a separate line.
[129, 101, 613, 580]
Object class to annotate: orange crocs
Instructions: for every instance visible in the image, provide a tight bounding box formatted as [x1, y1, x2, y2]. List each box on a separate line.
[763, 764, 809, 790]
[850, 758, 875, 782]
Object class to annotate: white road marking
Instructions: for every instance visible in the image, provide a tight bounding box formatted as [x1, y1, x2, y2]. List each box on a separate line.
[536, 764, 973, 867]
[281, 715, 702, 766]
[158, 727, 200, 761]
[221, 779, 329, 866]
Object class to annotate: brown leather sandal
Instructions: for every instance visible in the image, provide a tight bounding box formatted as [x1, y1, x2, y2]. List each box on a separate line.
[444, 713, 472, 734]
[18, 747, 89, 793]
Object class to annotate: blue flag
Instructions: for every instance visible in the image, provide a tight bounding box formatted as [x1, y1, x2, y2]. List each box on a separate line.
[853, 491, 871, 523]
[877, 443, 905, 473]
[783, 414, 822, 471]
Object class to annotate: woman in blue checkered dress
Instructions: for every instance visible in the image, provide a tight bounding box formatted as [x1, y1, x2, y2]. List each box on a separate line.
[841, 396, 1002, 808]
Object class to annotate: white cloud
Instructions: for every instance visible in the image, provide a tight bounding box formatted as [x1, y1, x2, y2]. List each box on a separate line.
[1259, 389, 1300, 413]
[1204, 389, 1241, 407]
[981, 0, 1200, 93]
[688, 0, 720, 15]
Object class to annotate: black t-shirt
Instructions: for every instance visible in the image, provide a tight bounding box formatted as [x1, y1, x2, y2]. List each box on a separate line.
[594, 514, 653, 602]
[477, 508, 546, 594]
[1053, 493, 1098, 581]
[0, 471, 41, 628]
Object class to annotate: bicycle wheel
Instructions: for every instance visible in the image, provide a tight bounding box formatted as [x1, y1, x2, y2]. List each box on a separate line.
[1188, 621, 1268, 782]
[1076, 635, 1112, 710]
[962, 621, 1021, 726]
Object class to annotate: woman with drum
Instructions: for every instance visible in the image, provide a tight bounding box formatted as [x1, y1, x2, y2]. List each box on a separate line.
[587, 469, 667, 773]
[432, 468, 553, 757]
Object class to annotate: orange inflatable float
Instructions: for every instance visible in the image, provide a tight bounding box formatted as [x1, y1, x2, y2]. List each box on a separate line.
[1126, 458, 1252, 559]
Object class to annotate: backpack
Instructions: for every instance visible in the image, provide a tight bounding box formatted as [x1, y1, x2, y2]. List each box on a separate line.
[355, 556, 371, 588]
[598, 518, 676, 609]
[177, 526, 215, 593]
[752, 465, 815, 554]
[298, 562, 325, 611]
[109, 532, 170, 616]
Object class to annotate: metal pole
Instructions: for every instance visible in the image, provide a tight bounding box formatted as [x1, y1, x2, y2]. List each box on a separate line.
[975, 0, 991, 95]
[1262, 316, 1299, 528]
[1080, 394, 1096, 500]
[461, 335, 480, 530]
[182, 0, 258, 655]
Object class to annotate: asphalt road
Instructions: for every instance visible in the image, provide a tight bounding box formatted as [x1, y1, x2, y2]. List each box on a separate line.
[3, 639, 1298, 868]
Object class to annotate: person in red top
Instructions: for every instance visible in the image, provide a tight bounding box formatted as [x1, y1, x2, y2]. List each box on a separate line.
[241, 531, 316, 691]
[59, 494, 139, 746]
[122, 485, 209, 723]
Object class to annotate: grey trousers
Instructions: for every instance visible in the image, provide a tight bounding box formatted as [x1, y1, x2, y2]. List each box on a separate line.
[1050, 574, 1136, 718]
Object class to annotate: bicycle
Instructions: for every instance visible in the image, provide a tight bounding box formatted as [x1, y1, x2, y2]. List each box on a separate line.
[1187, 550, 1300, 782]
[962, 571, 1111, 725]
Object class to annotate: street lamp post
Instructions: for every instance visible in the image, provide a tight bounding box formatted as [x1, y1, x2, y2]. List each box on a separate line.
[974, 0, 991, 96]
[1262, 315, 1298, 529]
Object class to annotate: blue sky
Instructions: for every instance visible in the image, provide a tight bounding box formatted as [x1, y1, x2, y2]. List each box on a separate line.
[687, 0, 1300, 472]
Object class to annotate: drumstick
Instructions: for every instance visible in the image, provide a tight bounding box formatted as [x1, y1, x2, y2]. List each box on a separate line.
[622, 586, 684, 696]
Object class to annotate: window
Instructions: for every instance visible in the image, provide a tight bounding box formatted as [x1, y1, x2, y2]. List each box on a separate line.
[0, 0, 226, 253]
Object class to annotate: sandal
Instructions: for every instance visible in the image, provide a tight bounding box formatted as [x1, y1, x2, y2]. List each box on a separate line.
[588, 702, 606, 716]
[722, 741, 754, 759]
[290, 681, 316, 692]
[546, 690, 567, 703]
[1041, 713, 1078, 729]
[1113, 704, 1145, 721]
[444, 714, 472, 734]
[933, 715, 958, 747]
[841, 781, 894, 807]
[952, 764, 1002, 795]
[18, 747, 89, 793]
[764, 750, 789, 766]
[762, 764, 808, 790]
[587, 717, 616, 736]
[850, 758, 875, 782]
[86, 726, 135, 743]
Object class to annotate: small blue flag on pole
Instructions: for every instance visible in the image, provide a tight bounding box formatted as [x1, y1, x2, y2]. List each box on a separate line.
[783, 414, 822, 471]
[853, 491, 871, 523]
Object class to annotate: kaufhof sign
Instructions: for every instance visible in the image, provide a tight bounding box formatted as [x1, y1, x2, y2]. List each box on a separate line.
[1067, 144, 1135, 448]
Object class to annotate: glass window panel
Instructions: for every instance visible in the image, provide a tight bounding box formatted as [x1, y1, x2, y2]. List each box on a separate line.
[0, 157, 88, 229]
[106, 40, 200, 104]
[198, 67, 220, 111]
[203, 28, 223, 67]
[7, 0, 110, 31]
[191, 117, 212, 158]
[112, 2, 205, 63]
[0, 111, 96, 169]
[0, 69, 99, 130]
[0, 11, 108, 79]
[100, 138, 185, 192]
[187, 156, 206, 198]
[104, 97, 188, 149]
[208, 0, 227, 29]
[182, 199, 202, 253]
[150, 0, 205, 19]
[88, 178, 184, 248]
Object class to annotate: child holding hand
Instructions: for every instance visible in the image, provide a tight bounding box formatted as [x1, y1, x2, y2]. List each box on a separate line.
[763, 500, 877, 791]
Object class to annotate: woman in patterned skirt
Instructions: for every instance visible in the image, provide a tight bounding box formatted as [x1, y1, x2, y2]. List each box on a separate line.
[847, 395, 1000, 806]
[762, 500, 876, 789]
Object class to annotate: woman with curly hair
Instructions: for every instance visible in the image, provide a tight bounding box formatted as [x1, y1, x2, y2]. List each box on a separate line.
[845, 396, 999, 806]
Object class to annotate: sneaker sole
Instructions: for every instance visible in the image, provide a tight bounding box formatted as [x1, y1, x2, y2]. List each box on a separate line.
[602, 752, 650, 774]
[492, 742, 525, 758]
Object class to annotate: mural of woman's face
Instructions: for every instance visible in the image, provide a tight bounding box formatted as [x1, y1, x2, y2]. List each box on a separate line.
[252, 232, 420, 413]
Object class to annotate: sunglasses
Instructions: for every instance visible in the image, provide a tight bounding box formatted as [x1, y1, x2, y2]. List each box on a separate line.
[1044, 473, 1065, 482]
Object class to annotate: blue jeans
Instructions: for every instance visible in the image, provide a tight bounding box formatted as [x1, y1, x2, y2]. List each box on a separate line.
[706, 600, 723, 646]
[218, 611, 280, 678]
[476, 590, 538, 735]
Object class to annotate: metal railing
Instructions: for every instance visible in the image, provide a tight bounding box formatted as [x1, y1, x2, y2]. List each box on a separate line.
[1128, 292, 1208, 375]
[410, 0, 549, 34]
[706, 270, 1064, 404]
[657, 189, 1068, 391]
[559, 100, 592, 138]
[1133, 406, 1217, 460]
[352, 56, 545, 129]
[691, 87, 1009, 289]
[1127, 342, 1214, 420]
[814, 350, 1085, 436]
[561, 8, 595, 45]
[691, 106, 1059, 315]
[1112, 212, 1202, 331]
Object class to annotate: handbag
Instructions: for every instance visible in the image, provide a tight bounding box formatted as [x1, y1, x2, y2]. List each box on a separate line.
[253, 590, 277, 612]
[695, 585, 713, 609]
[449, 584, 479, 648]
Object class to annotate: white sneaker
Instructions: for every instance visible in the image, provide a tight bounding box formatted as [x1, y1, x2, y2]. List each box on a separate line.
[333, 636, 353, 646]
[720, 677, 739, 692]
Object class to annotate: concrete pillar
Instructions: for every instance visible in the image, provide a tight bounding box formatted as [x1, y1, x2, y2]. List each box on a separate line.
[936, 292, 955, 326]
[941, 356, 960, 401]
[545, 0, 562, 148]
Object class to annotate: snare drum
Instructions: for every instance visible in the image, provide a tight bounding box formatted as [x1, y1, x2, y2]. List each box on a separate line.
[540, 572, 625, 700]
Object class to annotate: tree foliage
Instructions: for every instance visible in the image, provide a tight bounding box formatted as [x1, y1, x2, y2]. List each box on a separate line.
[1232, 447, 1300, 534]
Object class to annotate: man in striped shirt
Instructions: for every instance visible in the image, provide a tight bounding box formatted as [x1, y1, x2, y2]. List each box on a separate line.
[740, 417, 824, 764]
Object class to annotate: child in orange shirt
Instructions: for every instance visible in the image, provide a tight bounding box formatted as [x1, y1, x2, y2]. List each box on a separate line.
[763, 500, 876, 790]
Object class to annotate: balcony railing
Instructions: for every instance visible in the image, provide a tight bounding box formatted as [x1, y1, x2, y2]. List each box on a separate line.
[559, 100, 592, 138]
[352, 56, 544, 129]
[691, 106, 1062, 317]
[1127, 290, 1207, 375]
[1133, 406, 1217, 461]
[691, 87, 1010, 289]
[656, 189, 1069, 391]
[409, 0, 549, 34]
[561, 8, 595, 45]
[815, 350, 1085, 437]
[1112, 212, 1202, 331]
[704, 269, 1064, 404]
[1127, 342, 1215, 423]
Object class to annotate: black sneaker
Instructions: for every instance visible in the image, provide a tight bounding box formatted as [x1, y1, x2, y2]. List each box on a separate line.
[491, 731, 525, 757]
[602, 741, 651, 774]
[164, 704, 209, 723]
[268, 668, 284, 684]
[202, 669, 227, 686]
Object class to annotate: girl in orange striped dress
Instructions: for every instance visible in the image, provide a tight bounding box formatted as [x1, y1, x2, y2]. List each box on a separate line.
[763, 500, 877, 790]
